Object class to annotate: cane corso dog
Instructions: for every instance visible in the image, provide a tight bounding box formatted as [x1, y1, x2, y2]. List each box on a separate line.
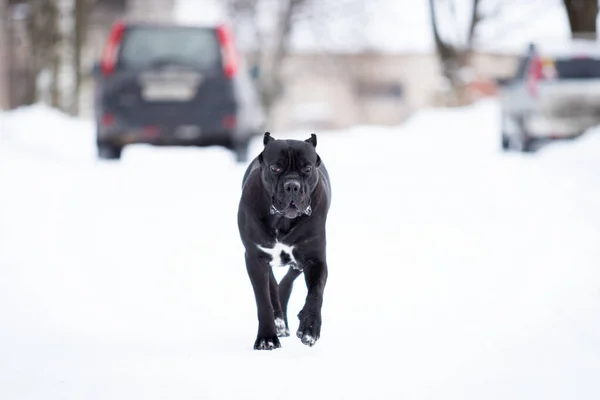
[237, 132, 331, 350]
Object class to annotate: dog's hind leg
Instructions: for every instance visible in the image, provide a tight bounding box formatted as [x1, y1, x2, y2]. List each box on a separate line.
[278, 267, 302, 337]
[269, 269, 288, 337]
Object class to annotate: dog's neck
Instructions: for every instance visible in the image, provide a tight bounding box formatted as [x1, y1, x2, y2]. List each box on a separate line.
[269, 204, 312, 217]
[267, 208, 309, 237]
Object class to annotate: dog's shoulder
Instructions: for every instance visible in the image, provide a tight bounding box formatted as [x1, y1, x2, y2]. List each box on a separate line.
[318, 162, 331, 197]
[241, 156, 261, 191]
[312, 162, 331, 214]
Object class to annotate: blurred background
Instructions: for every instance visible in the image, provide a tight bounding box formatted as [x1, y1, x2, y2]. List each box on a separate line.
[0, 0, 595, 130]
[1, 1, 600, 399]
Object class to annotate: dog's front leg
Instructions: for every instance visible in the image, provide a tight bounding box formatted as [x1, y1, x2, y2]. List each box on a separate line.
[297, 258, 328, 347]
[245, 251, 281, 350]
[278, 267, 302, 336]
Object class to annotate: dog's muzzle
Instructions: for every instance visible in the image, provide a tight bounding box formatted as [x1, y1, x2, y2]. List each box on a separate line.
[270, 177, 312, 219]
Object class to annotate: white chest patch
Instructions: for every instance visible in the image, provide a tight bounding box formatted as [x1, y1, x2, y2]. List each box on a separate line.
[256, 241, 299, 269]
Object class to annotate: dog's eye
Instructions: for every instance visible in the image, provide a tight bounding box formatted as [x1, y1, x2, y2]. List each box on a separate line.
[270, 165, 282, 173]
[301, 165, 313, 174]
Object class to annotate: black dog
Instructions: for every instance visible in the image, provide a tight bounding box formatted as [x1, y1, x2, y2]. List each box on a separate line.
[237, 132, 331, 350]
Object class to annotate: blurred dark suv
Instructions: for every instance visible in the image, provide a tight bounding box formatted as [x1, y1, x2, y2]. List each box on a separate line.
[92, 20, 265, 162]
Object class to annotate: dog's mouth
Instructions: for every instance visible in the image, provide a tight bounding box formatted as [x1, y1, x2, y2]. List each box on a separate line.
[270, 201, 312, 219]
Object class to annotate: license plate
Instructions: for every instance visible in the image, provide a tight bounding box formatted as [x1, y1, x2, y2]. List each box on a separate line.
[141, 84, 196, 101]
[174, 125, 201, 139]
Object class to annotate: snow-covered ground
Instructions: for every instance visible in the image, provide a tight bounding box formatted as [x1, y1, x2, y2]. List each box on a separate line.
[1, 99, 599, 399]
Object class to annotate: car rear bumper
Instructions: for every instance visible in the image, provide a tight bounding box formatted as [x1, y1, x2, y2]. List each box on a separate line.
[96, 110, 250, 146]
[524, 114, 599, 138]
[98, 123, 237, 147]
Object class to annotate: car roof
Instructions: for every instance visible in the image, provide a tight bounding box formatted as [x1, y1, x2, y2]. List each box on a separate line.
[530, 39, 600, 58]
[120, 20, 220, 30]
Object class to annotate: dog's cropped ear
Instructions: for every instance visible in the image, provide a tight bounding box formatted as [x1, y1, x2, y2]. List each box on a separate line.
[258, 132, 274, 164]
[305, 133, 317, 148]
[264, 131, 275, 146]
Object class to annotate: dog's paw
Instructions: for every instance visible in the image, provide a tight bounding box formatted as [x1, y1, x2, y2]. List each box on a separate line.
[275, 318, 290, 337]
[253, 336, 281, 351]
[296, 309, 321, 347]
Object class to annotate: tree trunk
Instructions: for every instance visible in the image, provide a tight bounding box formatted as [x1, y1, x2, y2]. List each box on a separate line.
[466, 0, 481, 49]
[48, 0, 61, 108]
[72, 0, 86, 115]
[564, 0, 597, 39]
[0, 0, 9, 109]
[429, 0, 461, 86]
[225, 0, 306, 118]
[259, 0, 305, 118]
[25, 1, 38, 105]
[23, 0, 62, 107]
[429, 0, 483, 106]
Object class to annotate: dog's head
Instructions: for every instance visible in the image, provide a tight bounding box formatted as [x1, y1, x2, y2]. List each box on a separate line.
[258, 132, 322, 219]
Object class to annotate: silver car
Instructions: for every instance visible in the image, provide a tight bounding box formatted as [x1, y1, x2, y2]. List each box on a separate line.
[499, 40, 600, 152]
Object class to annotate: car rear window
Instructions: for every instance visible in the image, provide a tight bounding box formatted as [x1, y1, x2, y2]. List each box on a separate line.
[118, 27, 221, 71]
[554, 57, 600, 79]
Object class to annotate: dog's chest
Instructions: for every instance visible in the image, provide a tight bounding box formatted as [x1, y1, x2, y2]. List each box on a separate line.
[256, 232, 299, 270]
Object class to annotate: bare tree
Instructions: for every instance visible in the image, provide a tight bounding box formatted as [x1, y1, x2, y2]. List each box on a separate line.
[24, 0, 62, 107]
[429, 0, 481, 93]
[0, 0, 9, 109]
[225, 0, 309, 119]
[563, 0, 597, 39]
[72, 0, 94, 115]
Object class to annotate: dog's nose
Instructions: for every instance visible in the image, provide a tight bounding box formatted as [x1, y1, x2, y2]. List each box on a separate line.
[284, 180, 301, 193]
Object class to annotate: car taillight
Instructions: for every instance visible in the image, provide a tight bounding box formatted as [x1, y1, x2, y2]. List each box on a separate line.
[216, 24, 239, 79]
[100, 20, 126, 76]
[526, 54, 544, 97]
[101, 113, 115, 127]
[142, 125, 160, 138]
[222, 114, 237, 129]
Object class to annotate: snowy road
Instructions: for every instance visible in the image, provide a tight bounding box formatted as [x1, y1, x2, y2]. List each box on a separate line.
[1, 100, 599, 400]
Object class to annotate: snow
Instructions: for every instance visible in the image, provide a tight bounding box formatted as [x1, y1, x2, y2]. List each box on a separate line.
[1, 99, 600, 399]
